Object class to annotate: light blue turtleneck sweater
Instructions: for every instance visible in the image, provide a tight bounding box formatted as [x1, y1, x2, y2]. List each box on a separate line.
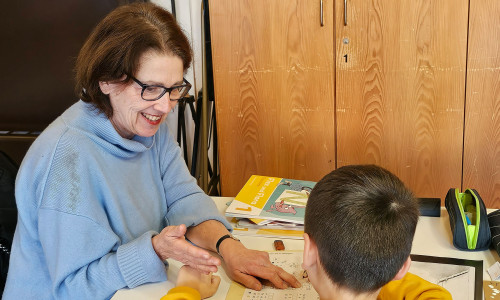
[3, 100, 231, 299]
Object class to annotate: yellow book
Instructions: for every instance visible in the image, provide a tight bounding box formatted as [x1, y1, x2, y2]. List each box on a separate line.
[225, 175, 316, 225]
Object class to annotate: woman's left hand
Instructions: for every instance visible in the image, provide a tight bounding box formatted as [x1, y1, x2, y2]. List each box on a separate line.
[219, 239, 301, 291]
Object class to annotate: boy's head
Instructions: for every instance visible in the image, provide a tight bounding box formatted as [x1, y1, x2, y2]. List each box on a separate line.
[303, 164, 418, 295]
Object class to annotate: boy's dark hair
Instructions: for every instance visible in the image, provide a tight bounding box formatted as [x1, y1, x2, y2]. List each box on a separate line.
[75, 2, 192, 118]
[305, 164, 418, 293]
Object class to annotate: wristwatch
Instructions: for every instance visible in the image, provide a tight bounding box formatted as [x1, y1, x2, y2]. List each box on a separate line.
[215, 233, 240, 257]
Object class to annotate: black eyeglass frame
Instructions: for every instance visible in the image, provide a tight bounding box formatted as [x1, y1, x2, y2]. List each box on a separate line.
[130, 76, 192, 101]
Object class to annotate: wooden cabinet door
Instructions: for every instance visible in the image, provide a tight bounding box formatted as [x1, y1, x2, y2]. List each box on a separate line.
[335, 0, 468, 200]
[463, 0, 500, 208]
[209, 0, 336, 196]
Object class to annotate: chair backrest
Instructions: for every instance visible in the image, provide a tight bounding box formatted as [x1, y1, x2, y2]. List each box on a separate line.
[0, 150, 19, 294]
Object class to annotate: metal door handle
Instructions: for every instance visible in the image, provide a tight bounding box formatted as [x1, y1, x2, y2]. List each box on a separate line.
[320, 0, 324, 26]
[344, 0, 347, 26]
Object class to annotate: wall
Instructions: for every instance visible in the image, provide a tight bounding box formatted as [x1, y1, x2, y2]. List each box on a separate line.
[0, 0, 209, 174]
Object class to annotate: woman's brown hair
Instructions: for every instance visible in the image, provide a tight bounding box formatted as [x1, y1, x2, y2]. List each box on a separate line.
[74, 2, 192, 118]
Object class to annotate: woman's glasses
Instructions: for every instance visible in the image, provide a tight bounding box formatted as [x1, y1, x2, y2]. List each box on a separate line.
[130, 76, 191, 101]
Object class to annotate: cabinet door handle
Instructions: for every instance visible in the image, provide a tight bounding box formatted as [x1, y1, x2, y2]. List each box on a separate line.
[344, 0, 347, 26]
[320, 0, 324, 26]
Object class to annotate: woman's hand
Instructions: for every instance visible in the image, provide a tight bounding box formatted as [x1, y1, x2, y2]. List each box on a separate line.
[176, 265, 221, 299]
[219, 239, 301, 291]
[152, 224, 221, 274]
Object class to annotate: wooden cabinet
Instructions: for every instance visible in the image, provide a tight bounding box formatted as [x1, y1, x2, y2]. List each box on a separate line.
[209, 0, 335, 196]
[209, 0, 500, 207]
[335, 0, 468, 199]
[463, 0, 500, 207]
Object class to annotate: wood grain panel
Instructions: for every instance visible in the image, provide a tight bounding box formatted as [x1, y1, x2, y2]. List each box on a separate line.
[209, 0, 335, 196]
[335, 0, 468, 201]
[463, 0, 500, 208]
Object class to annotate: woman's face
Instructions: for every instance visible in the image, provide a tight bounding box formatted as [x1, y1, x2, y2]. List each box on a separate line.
[99, 49, 184, 139]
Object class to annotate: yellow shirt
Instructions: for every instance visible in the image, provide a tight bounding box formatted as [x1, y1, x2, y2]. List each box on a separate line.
[160, 286, 201, 300]
[378, 272, 452, 300]
[162, 272, 451, 300]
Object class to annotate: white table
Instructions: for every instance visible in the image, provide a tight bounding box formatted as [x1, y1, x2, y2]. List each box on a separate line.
[112, 197, 499, 299]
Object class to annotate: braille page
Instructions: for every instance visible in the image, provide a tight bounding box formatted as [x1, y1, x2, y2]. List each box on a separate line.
[225, 251, 319, 300]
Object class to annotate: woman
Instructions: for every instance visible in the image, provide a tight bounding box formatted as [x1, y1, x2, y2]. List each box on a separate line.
[2, 3, 299, 299]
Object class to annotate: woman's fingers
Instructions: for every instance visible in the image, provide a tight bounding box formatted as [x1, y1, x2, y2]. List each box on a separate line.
[232, 271, 263, 291]
[153, 225, 220, 271]
[223, 246, 301, 290]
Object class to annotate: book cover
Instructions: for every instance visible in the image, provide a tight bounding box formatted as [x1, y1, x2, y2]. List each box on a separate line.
[225, 175, 316, 224]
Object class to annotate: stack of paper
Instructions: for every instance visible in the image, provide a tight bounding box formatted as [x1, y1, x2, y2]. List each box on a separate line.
[225, 175, 316, 239]
[236, 218, 304, 231]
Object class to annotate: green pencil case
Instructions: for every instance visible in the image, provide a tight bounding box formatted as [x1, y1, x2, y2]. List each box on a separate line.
[445, 188, 491, 251]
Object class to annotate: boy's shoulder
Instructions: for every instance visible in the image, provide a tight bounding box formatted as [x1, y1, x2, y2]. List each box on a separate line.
[377, 272, 452, 300]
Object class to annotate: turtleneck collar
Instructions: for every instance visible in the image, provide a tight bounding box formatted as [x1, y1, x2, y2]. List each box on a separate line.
[61, 100, 155, 158]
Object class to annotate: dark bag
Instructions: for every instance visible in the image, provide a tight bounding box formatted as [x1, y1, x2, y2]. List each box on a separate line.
[488, 210, 500, 257]
[0, 150, 19, 293]
[445, 188, 491, 251]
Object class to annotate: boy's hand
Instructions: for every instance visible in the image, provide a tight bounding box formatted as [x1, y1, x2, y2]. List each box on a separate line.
[176, 265, 221, 299]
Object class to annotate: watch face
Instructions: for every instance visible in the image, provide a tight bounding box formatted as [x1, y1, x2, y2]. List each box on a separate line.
[229, 234, 240, 241]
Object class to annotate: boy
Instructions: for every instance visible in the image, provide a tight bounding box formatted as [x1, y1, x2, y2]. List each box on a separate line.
[166, 164, 451, 299]
[302, 165, 451, 299]
[161, 266, 220, 300]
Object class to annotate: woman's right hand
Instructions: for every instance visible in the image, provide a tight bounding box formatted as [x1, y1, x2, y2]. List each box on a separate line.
[152, 224, 221, 274]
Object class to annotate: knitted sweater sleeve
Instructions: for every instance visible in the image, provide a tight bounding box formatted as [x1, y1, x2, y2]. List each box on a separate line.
[157, 126, 232, 230]
[38, 210, 164, 299]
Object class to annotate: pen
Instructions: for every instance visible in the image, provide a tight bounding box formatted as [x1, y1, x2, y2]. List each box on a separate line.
[437, 270, 469, 284]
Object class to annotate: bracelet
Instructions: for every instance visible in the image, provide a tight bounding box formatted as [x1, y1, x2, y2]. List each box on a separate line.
[215, 234, 240, 257]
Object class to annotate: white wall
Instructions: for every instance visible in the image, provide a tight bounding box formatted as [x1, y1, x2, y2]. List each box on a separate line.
[152, 0, 214, 183]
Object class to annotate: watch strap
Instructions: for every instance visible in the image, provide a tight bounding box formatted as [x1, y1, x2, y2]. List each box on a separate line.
[215, 234, 239, 257]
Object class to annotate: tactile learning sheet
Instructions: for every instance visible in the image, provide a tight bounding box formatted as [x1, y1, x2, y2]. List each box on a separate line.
[225, 251, 319, 300]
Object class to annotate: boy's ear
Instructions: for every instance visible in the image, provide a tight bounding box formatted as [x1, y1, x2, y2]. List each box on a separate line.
[302, 233, 319, 269]
[392, 256, 411, 281]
